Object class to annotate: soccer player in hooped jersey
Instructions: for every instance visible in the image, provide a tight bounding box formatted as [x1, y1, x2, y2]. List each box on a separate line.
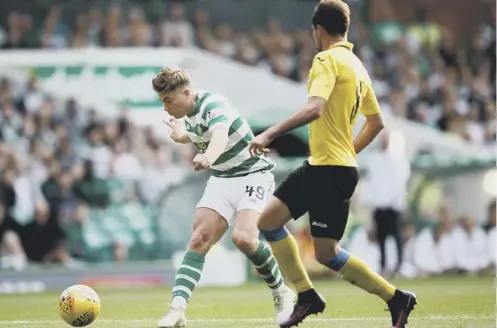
[152, 67, 295, 328]
[250, 1, 417, 328]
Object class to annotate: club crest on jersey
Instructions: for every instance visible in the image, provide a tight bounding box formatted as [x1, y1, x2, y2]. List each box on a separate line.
[196, 138, 207, 150]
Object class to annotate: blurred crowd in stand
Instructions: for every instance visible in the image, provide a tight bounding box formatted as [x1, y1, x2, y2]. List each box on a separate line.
[0, 2, 495, 274]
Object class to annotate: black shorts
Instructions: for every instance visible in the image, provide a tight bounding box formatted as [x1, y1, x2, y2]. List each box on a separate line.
[273, 161, 359, 240]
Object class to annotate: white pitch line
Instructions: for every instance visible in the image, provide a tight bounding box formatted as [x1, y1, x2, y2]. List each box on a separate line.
[0, 315, 493, 325]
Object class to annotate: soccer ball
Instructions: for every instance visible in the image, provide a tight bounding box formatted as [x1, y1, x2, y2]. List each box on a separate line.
[58, 285, 101, 327]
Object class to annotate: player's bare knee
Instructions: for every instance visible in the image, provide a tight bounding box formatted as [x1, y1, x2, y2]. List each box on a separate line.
[188, 228, 214, 254]
[231, 231, 258, 254]
[314, 238, 340, 267]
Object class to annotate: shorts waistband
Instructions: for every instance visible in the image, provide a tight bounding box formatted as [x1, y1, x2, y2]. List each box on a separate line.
[212, 168, 269, 179]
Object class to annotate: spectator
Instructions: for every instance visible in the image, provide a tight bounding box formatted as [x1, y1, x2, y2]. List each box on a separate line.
[72, 13, 92, 48]
[73, 160, 110, 208]
[41, 163, 76, 219]
[362, 133, 411, 275]
[0, 200, 25, 271]
[56, 137, 78, 170]
[109, 139, 142, 181]
[22, 76, 44, 114]
[126, 8, 152, 47]
[40, 6, 69, 49]
[193, 10, 210, 48]
[102, 6, 121, 47]
[62, 203, 89, 259]
[41, 162, 62, 213]
[3, 13, 31, 49]
[433, 220, 457, 274]
[412, 207, 456, 276]
[82, 125, 111, 179]
[413, 225, 443, 276]
[452, 216, 490, 274]
[86, 9, 104, 46]
[62, 98, 84, 143]
[21, 201, 68, 263]
[160, 3, 194, 47]
[138, 145, 185, 204]
[0, 100, 23, 144]
[214, 23, 236, 58]
[11, 153, 39, 221]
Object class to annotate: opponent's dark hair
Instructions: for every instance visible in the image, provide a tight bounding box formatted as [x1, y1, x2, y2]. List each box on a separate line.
[312, 0, 350, 36]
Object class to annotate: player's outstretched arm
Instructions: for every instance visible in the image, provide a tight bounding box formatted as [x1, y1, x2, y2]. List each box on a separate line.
[203, 124, 229, 164]
[249, 97, 326, 156]
[353, 113, 384, 154]
[266, 97, 326, 140]
[250, 55, 334, 155]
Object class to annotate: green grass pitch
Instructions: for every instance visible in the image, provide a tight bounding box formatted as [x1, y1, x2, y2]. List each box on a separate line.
[0, 276, 494, 328]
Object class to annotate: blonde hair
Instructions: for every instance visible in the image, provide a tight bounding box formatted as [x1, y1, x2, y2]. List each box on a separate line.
[152, 67, 191, 93]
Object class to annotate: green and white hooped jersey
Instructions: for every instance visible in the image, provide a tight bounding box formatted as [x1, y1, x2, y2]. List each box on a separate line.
[184, 90, 274, 178]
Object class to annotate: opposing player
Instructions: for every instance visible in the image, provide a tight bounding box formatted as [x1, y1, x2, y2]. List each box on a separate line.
[152, 67, 295, 328]
[249, 1, 417, 328]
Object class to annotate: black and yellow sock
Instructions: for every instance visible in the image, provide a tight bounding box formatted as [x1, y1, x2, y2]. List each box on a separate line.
[261, 227, 313, 293]
[326, 248, 396, 302]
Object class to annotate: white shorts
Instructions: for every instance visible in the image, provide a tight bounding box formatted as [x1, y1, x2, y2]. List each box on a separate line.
[196, 172, 275, 225]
